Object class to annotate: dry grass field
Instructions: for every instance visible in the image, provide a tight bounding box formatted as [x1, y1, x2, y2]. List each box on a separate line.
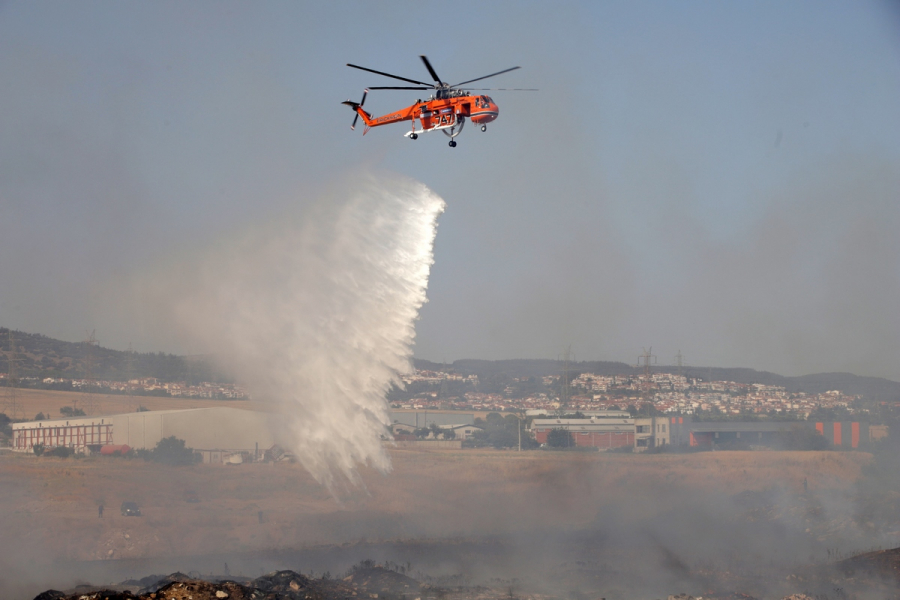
[5, 388, 259, 420]
[0, 448, 870, 560]
[2, 444, 890, 599]
[5, 389, 505, 422]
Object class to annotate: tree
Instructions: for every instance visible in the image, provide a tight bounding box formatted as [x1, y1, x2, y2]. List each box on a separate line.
[443, 428, 456, 440]
[429, 422, 442, 439]
[546, 428, 574, 448]
[151, 436, 197, 465]
[60, 406, 86, 417]
[34, 412, 46, 421]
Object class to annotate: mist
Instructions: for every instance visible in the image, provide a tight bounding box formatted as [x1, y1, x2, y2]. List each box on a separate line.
[120, 172, 444, 488]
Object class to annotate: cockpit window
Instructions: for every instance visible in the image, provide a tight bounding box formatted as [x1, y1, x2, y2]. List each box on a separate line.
[483, 96, 493, 104]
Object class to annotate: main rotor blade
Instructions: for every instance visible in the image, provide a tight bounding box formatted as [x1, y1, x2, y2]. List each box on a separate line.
[368, 86, 433, 90]
[346, 63, 432, 86]
[464, 87, 539, 91]
[420, 55, 442, 84]
[452, 66, 521, 87]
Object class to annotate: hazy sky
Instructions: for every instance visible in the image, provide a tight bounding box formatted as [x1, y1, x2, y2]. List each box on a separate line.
[1, 1, 899, 379]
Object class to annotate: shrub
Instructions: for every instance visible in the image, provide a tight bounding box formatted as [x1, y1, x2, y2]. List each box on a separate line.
[546, 428, 574, 448]
[47, 446, 72, 458]
[33, 443, 45, 456]
[60, 406, 86, 417]
[151, 436, 197, 465]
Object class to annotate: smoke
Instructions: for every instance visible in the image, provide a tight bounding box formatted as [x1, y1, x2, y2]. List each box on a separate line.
[133, 172, 444, 490]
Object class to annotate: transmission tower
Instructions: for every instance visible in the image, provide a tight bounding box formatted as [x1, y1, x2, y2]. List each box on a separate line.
[3, 331, 23, 419]
[81, 330, 100, 416]
[674, 350, 684, 378]
[558, 346, 574, 412]
[636, 346, 657, 399]
[125, 342, 137, 411]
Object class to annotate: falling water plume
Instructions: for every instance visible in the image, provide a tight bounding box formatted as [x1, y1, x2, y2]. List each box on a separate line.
[163, 173, 445, 490]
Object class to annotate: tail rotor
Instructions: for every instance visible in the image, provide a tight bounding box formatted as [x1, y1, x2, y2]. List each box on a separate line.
[342, 89, 368, 130]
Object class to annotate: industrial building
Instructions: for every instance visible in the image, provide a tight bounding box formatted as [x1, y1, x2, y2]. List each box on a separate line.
[529, 413, 885, 451]
[634, 416, 671, 450]
[390, 410, 475, 429]
[11, 407, 283, 461]
[531, 415, 635, 449]
[680, 418, 879, 449]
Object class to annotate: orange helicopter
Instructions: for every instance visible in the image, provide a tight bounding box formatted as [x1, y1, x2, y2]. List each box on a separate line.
[342, 55, 536, 147]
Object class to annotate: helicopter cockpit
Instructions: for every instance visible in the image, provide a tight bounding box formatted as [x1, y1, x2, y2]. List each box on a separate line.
[474, 95, 494, 109]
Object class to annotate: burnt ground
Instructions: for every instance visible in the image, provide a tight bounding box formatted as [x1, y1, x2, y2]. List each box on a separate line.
[30, 550, 900, 600]
[8, 448, 900, 600]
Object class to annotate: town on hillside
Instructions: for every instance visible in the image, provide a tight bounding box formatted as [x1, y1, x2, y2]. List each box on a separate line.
[396, 369, 863, 419]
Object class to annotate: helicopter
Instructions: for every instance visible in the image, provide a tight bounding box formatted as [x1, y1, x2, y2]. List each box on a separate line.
[342, 55, 535, 147]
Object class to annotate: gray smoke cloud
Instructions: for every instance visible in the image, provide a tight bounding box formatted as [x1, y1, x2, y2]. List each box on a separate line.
[643, 154, 900, 377]
[120, 172, 444, 489]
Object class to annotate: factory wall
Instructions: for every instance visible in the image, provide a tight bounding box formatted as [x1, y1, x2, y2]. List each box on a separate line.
[112, 407, 280, 451]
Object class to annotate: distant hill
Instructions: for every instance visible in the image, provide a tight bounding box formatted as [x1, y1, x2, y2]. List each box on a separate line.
[2, 328, 898, 401]
[0, 328, 226, 383]
[413, 358, 900, 403]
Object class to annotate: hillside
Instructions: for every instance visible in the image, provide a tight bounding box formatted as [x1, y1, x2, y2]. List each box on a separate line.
[0, 328, 225, 383]
[2, 328, 898, 401]
[414, 358, 900, 403]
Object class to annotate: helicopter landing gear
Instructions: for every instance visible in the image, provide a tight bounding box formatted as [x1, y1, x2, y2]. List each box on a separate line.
[410, 133, 418, 140]
[448, 140, 457, 148]
[481, 125, 487, 132]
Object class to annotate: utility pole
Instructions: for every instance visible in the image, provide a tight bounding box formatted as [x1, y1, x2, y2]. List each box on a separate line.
[516, 410, 528, 451]
[558, 346, 574, 413]
[4, 331, 23, 419]
[81, 330, 99, 415]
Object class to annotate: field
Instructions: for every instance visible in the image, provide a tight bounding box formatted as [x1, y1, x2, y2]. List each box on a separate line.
[4, 388, 258, 420]
[1, 446, 890, 599]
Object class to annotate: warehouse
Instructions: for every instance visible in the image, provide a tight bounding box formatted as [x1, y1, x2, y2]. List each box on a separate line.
[686, 420, 879, 449]
[531, 416, 634, 449]
[11, 407, 283, 459]
[390, 410, 475, 428]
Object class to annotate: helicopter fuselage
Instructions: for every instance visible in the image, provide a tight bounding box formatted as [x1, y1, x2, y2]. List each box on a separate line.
[353, 93, 498, 135]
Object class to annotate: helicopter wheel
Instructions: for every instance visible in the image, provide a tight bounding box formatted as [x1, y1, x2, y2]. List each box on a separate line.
[481, 125, 487, 132]
[410, 133, 418, 140]
[449, 140, 457, 148]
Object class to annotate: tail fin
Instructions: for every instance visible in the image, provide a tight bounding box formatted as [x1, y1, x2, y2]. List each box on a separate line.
[342, 89, 371, 130]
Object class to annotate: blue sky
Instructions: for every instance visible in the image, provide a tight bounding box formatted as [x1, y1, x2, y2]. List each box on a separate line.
[1, 1, 899, 378]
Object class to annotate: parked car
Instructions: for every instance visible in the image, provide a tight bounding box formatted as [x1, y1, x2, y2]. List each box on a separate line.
[120, 501, 141, 516]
